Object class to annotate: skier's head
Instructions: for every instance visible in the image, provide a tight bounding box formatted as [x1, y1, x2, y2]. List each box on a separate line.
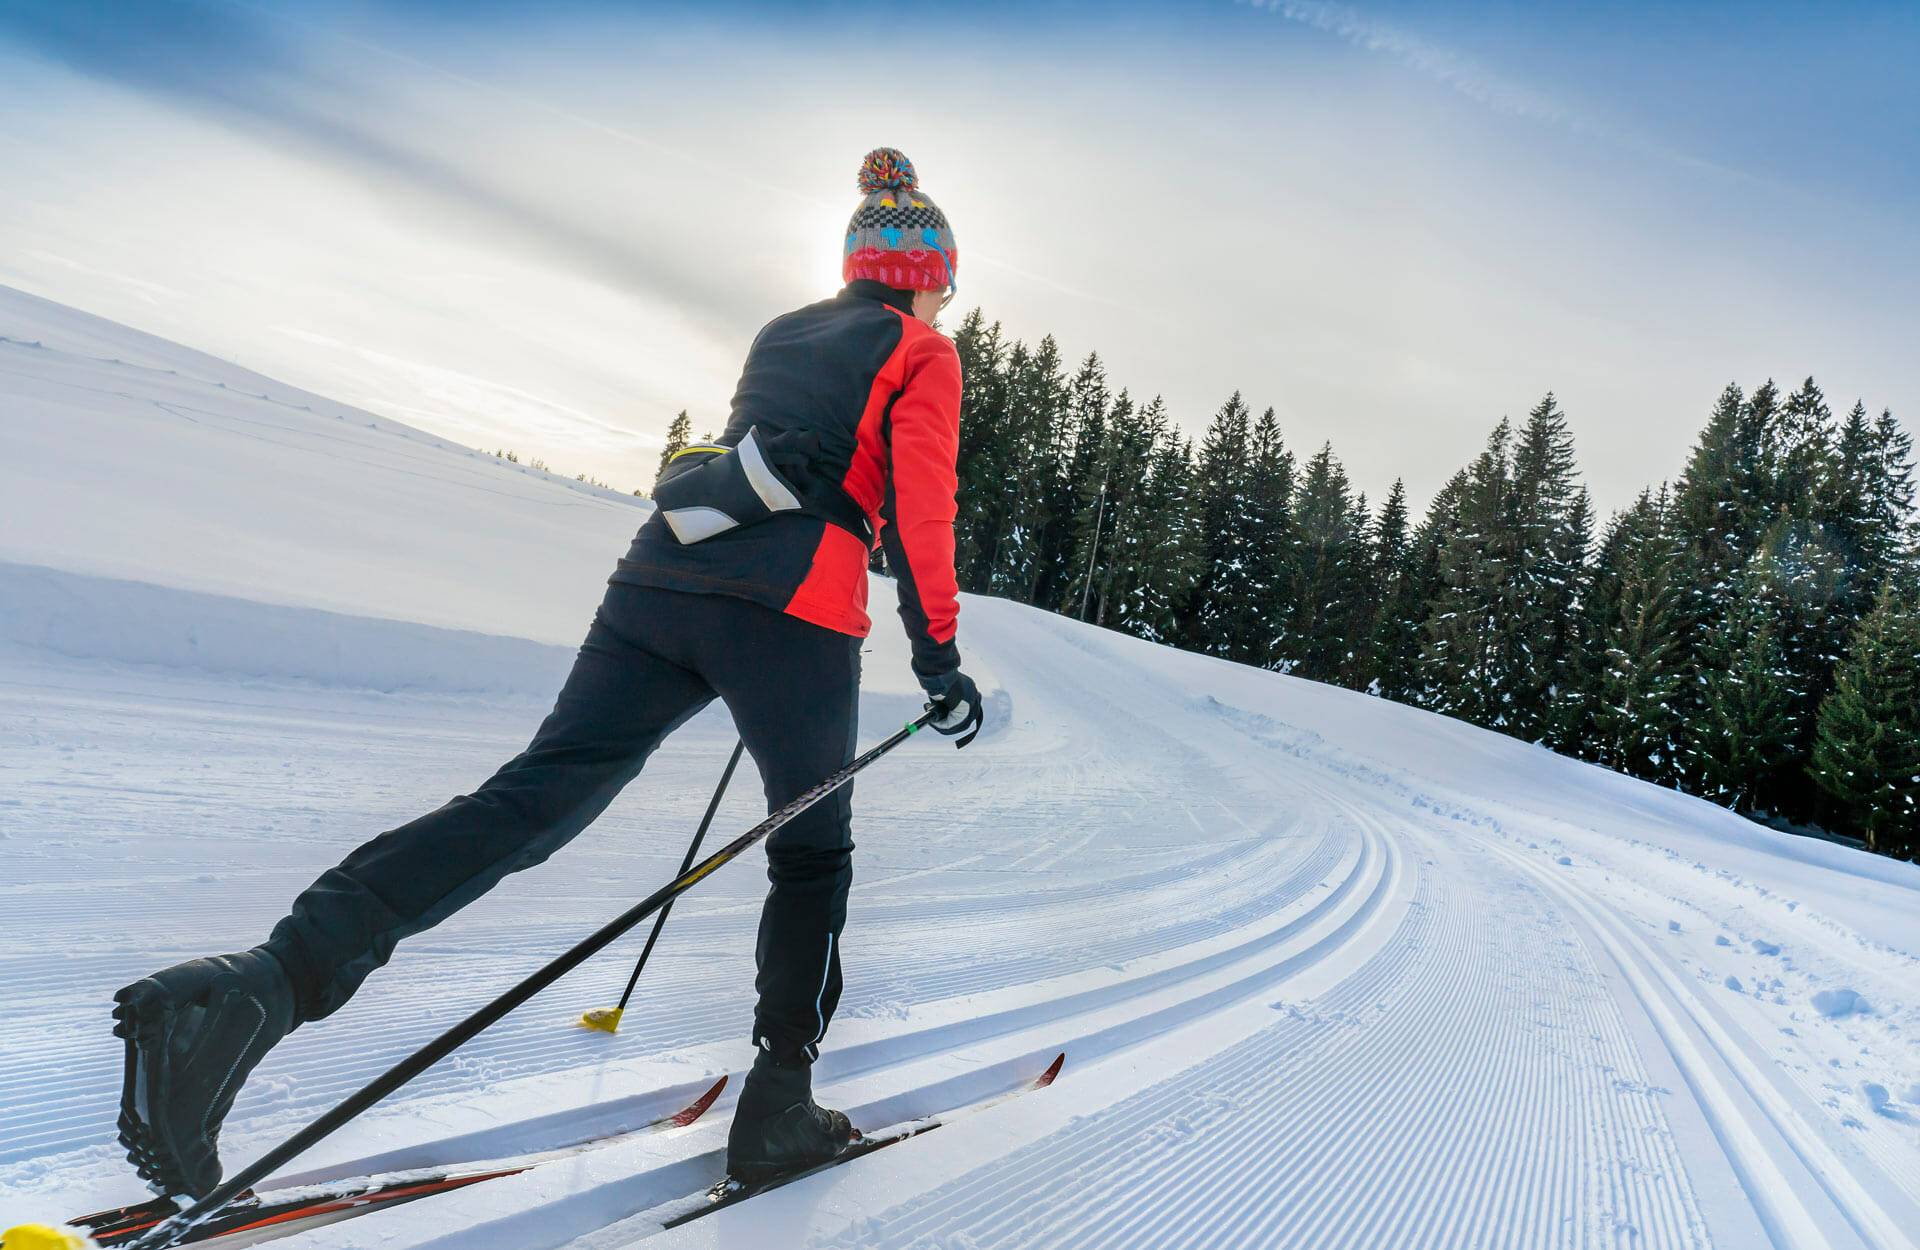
[843, 148, 956, 326]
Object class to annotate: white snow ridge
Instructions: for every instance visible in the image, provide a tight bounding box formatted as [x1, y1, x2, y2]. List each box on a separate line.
[2, 283, 1917, 1248]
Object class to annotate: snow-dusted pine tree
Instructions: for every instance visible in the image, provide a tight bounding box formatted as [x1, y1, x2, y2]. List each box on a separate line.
[1583, 489, 1695, 786]
[1685, 573, 1799, 811]
[1284, 443, 1365, 683]
[1421, 420, 1515, 729]
[653, 410, 692, 490]
[1811, 586, 1920, 858]
[1183, 392, 1261, 660]
[1365, 480, 1424, 702]
[1503, 394, 1587, 742]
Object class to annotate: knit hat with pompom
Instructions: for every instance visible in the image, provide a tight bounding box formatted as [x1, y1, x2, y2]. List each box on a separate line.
[842, 148, 956, 293]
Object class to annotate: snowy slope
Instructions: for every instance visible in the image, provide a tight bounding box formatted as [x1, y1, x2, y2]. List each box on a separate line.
[2, 288, 1917, 1250]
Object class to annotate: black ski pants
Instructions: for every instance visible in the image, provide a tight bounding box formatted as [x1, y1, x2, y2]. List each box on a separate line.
[263, 583, 861, 1060]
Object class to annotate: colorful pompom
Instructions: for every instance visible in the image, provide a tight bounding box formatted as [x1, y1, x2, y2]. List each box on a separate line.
[857, 148, 917, 194]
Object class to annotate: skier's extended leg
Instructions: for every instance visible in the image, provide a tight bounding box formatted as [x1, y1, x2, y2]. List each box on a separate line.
[694, 600, 863, 1179]
[114, 586, 716, 1197]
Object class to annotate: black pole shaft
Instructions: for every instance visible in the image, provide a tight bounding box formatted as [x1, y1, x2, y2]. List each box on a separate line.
[130, 712, 934, 1250]
[613, 738, 745, 1014]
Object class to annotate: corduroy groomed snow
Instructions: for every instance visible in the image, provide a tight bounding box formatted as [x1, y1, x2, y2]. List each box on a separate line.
[842, 148, 957, 293]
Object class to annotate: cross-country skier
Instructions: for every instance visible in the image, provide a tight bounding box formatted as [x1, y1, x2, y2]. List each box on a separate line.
[111, 147, 983, 1195]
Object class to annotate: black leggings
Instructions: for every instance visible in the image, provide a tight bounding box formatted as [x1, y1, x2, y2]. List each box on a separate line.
[263, 583, 861, 1059]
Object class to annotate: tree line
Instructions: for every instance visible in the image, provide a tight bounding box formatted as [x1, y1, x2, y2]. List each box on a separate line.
[929, 309, 1918, 859]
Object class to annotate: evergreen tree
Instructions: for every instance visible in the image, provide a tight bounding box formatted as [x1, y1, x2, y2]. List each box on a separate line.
[1366, 480, 1425, 701]
[1673, 383, 1766, 590]
[1403, 469, 1470, 707]
[1811, 587, 1920, 858]
[1872, 409, 1920, 573]
[1245, 407, 1296, 662]
[1827, 401, 1918, 598]
[1686, 578, 1798, 811]
[982, 337, 1068, 599]
[1544, 486, 1596, 752]
[1062, 391, 1120, 619]
[653, 410, 692, 490]
[1112, 422, 1200, 643]
[1764, 376, 1835, 526]
[950, 310, 1012, 589]
[1585, 489, 1694, 785]
[1029, 352, 1104, 608]
[1504, 394, 1586, 741]
[1341, 490, 1377, 690]
[1421, 421, 1515, 729]
[1183, 393, 1261, 660]
[1284, 443, 1364, 683]
[1743, 519, 1853, 820]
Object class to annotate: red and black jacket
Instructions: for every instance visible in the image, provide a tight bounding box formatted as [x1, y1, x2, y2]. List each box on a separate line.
[612, 281, 963, 682]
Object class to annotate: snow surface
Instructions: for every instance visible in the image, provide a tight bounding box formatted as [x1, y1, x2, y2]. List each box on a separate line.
[2, 284, 1918, 1248]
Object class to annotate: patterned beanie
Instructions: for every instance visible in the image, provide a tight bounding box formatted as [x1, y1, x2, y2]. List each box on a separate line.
[842, 148, 957, 293]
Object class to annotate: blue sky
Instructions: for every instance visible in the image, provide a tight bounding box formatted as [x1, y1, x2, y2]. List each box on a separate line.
[1, 0, 1914, 511]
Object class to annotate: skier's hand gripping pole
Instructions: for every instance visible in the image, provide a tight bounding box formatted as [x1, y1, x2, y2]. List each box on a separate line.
[124, 712, 937, 1250]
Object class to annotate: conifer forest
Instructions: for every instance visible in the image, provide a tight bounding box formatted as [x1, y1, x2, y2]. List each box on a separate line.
[928, 309, 1919, 860]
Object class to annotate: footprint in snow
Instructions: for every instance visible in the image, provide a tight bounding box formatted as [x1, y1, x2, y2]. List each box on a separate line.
[1556, 855, 1573, 866]
[1862, 1084, 1909, 1121]
[1715, 934, 1732, 947]
[1751, 938, 1781, 956]
[1812, 988, 1871, 1019]
[1725, 976, 1744, 992]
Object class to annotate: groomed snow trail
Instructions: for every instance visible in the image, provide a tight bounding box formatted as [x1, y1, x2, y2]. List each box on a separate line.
[4, 287, 1918, 1248]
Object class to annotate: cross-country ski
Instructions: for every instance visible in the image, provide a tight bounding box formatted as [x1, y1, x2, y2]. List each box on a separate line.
[660, 1053, 1065, 1230]
[63, 1078, 726, 1247]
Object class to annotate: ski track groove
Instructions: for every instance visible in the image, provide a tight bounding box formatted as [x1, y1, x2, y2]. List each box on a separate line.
[807, 792, 1710, 1250]
[1489, 839, 1915, 1249]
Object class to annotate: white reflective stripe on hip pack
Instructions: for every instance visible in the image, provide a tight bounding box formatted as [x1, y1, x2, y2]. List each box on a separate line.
[737, 427, 804, 513]
[662, 506, 739, 544]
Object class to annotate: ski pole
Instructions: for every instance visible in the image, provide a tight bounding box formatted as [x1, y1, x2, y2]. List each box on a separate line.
[127, 711, 937, 1250]
[579, 738, 746, 1033]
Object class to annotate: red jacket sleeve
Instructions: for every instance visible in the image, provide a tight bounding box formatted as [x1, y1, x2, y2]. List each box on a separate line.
[879, 330, 963, 683]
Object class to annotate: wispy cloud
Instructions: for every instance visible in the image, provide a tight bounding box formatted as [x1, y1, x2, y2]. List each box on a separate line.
[1244, 0, 1750, 181]
[1250, 0, 1574, 127]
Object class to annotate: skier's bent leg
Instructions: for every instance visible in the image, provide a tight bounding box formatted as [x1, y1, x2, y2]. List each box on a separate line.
[112, 585, 713, 1197]
[265, 596, 716, 1020]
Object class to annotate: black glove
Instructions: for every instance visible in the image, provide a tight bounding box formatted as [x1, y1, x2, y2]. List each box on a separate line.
[921, 670, 983, 748]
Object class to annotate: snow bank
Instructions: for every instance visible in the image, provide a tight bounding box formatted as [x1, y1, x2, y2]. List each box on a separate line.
[0, 283, 650, 646]
[0, 561, 574, 696]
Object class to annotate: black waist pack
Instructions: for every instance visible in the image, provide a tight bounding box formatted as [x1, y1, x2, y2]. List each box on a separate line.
[652, 426, 870, 546]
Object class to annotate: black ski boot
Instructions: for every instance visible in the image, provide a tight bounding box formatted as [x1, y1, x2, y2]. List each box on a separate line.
[112, 948, 298, 1198]
[725, 1050, 854, 1182]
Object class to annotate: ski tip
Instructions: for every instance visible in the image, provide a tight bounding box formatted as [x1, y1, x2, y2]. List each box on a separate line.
[3, 1225, 97, 1250]
[665, 1075, 729, 1128]
[1033, 1053, 1066, 1088]
[578, 1007, 623, 1034]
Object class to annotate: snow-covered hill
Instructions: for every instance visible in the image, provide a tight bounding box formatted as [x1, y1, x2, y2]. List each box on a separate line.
[2, 286, 1916, 1249]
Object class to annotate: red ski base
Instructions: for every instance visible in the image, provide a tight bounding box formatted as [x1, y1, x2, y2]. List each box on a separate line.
[69, 1076, 727, 1247]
